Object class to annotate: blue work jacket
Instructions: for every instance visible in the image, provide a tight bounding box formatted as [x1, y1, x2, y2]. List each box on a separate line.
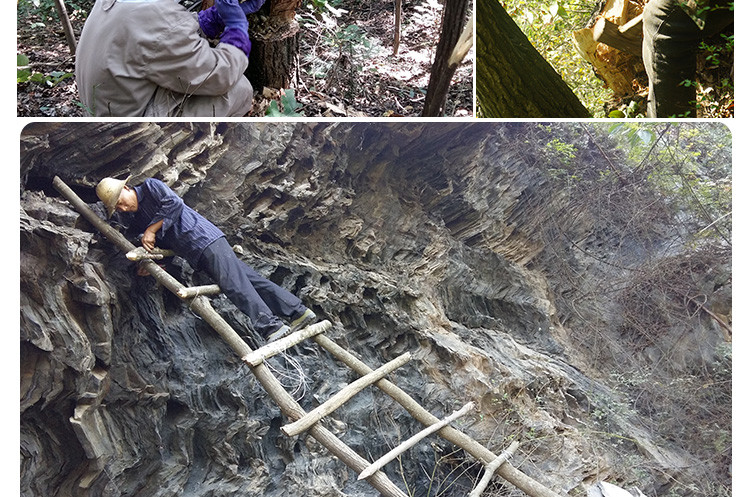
[118, 178, 224, 267]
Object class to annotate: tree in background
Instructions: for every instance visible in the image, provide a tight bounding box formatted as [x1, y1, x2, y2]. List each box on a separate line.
[421, 0, 470, 116]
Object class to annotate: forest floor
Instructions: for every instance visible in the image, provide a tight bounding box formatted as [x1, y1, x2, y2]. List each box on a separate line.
[17, 0, 473, 118]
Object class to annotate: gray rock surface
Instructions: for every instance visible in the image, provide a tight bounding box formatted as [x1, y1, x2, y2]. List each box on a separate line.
[20, 122, 730, 497]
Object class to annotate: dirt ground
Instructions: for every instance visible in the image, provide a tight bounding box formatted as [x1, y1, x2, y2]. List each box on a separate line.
[16, 0, 474, 118]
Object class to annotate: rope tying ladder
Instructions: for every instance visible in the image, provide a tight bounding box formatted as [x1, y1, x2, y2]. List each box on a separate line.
[52, 176, 564, 497]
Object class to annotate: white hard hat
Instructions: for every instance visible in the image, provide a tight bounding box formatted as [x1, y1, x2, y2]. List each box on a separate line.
[96, 175, 131, 218]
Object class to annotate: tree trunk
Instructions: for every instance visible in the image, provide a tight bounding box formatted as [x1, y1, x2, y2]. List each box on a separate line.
[572, 1, 645, 101]
[52, 0, 77, 55]
[201, 0, 301, 90]
[393, 0, 402, 55]
[476, 0, 589, 117]
[421, 0, 469, 116]
[245, 2, 300, 90]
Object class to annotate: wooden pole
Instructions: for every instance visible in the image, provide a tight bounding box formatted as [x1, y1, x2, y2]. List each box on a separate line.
[358, 401, 475, 480]
[177, 285, 222, 299]
[313, 334, 564, 497]
[393, 0, 402, 55]
[282, 353, 411, 437]
[468, 441, 521, 497]
[51, 176, 408, 497]
[242, 320, 333, 367]
[126, 246, 176, 261]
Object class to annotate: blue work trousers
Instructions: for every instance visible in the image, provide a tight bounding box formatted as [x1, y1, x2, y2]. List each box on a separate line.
[197, 237, 306, 337]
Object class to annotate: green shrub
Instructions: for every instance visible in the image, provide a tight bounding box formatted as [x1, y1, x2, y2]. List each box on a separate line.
[266, 89, 304, 117]
[17, 53, 73, 87]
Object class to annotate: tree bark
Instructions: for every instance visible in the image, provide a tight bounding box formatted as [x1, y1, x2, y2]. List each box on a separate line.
[202, 0, 300, 90]
[476, 0, 590, 117]
[421, 0, 469, 116]
[245, 14, 300, 90]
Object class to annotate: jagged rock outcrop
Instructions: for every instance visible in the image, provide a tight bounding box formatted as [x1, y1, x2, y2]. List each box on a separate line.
[20, 122, 730, 497]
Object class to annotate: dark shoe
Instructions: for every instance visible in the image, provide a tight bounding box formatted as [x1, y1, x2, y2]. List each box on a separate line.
[266, 324, 291, 342]
[290, 309, 317, 332]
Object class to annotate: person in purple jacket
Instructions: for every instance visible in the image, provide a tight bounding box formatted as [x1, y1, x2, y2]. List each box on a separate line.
[96, 176, 316, 341]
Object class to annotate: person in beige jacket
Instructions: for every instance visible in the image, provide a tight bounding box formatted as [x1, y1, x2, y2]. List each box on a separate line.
[75, 0, 262, 117]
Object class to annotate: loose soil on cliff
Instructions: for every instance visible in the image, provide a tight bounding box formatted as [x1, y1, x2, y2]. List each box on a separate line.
[16, 0, 473, 117]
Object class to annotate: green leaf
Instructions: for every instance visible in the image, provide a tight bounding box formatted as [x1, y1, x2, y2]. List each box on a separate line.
[265, 100, 284, 117]
[636, 129, 655, 145]
[549, 2, 567, 17]
[17, 53, 30, 66]
[29, 73, 47, 83]
[608, 110, 626, 118]
[48, 71, 73, 86]
[17, 68, 31, 83]
[265, 89, 303, 117]
[279, 89, 303, 116]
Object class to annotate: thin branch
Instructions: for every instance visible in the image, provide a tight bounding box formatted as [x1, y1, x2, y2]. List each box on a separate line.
[581, 124, 627, 185]
[468, 441, 521, 497]
[635, 124, 671, 171]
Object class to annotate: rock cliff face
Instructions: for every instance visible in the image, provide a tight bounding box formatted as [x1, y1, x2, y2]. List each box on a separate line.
[20, 122, 730, 497]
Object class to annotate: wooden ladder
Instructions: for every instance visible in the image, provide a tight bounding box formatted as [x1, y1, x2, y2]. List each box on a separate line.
[53, 176, 563, 497]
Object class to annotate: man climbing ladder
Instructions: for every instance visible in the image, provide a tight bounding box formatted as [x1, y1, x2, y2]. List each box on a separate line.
[54, 175, 564, 497]
[95, 175, 317, 341]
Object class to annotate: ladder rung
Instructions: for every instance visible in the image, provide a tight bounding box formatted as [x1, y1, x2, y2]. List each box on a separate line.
[177, 284, 222, 299]
[358, 401, 475, 480]
[281, 352, 411, 437]
[125, 246, 175, 261]
[242, 320, 333, 366]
